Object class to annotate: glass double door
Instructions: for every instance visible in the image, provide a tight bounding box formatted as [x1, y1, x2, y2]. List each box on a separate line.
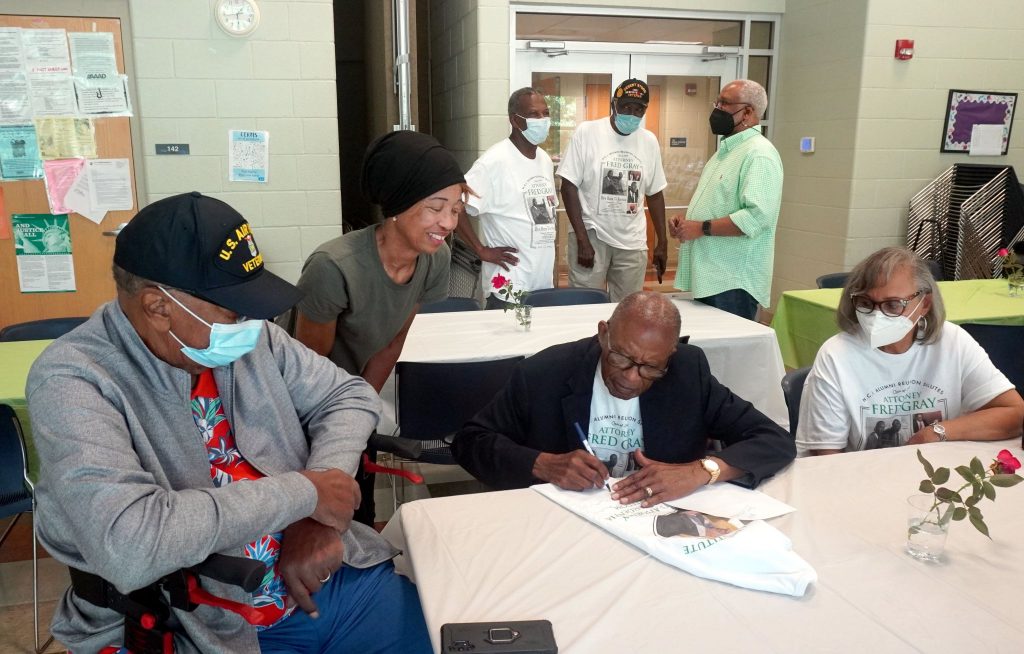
[513, 50, 739, 284]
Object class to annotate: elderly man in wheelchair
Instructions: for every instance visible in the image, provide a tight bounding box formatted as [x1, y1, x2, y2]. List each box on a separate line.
[26, 193, 431, 653]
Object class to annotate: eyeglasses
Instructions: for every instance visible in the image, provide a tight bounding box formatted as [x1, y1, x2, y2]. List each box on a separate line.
[712, 99, 750, 110]
[850, 290, 926, 317]
[601, 335, 668, 380]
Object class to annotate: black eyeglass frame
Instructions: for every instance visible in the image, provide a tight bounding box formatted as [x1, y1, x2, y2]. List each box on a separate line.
[600, 332, 670, 381]
[850, 289, 928, 317]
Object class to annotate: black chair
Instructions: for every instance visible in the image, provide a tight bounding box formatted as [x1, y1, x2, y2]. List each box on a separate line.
[924, 259, 944, 282]
[0, 317, 88, 342]
[419, 297, 481, 314]
[959, 324, 1024, 391]
[386, 356, 525, 465]
[815, 273, 848, 289]
[780, 367, 811, 436]
[526, 288, 610, 307]
[0, 405, 53, 654]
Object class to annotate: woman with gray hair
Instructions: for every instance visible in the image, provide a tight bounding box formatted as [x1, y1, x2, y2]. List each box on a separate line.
[795, 246, 1023, 455]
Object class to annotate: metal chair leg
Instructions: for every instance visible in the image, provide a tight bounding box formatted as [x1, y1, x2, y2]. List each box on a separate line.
[32, 511, 54, 654]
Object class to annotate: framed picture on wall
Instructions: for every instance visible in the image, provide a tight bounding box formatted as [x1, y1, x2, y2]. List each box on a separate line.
[940, 89, 1017, 154]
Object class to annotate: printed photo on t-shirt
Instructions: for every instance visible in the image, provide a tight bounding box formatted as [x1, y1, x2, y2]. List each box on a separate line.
[601, 168, 626, 195]
[654, 509, 739, 539]
[856, 381, 949, 450]
[912, 410, 942, 434]
[597, 151, 644, 219]
[520, 175, 557, 225]
[863, 415, 908, 449]
[528, 197, 551, 224]
[589, 412, 642, 477]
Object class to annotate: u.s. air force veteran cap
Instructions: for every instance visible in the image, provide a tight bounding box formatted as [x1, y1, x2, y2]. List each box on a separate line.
[113, 191, 303, 319]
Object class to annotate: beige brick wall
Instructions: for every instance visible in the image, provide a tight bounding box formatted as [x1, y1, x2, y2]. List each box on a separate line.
[772, 0, 868, 301]
[130, 0, 341, 283]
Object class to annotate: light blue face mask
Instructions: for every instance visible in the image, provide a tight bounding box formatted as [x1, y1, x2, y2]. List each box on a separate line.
[160, 287, 262, 368]
[613, 112, 642, 135]
[516, 114, 551, 145]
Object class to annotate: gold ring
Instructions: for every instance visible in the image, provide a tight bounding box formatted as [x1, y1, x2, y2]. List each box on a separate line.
[644, 486, 654, 499]
[319, 572, 331, 584]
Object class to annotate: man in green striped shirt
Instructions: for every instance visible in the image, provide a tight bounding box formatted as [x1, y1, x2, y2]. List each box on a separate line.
[670, 79, 783, 321]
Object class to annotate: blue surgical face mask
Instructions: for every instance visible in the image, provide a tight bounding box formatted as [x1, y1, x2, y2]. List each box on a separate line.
[613, 111, 642, 135]
[160, 287, 262, 368]
[515, 114, 551, 145]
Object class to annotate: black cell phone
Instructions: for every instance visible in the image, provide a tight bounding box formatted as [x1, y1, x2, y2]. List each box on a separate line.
[440, 620, 557, 654]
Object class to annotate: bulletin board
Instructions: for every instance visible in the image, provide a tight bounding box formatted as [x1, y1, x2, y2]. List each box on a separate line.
[0, 12, 141, 329]
[940, 89, 1017, 155]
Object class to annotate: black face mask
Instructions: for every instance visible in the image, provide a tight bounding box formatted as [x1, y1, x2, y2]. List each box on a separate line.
[709, 107, 744, 136]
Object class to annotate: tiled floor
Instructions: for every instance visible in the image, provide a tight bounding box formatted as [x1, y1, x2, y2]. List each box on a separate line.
[0, 554, 67, 654]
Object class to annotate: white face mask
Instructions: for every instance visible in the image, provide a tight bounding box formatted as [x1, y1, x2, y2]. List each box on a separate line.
[856, 300, 924, 349]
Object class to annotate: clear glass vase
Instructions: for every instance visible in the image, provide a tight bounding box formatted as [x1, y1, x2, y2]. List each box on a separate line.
[514, 304, 532, 331]
[1008, 272, 1024, 297]
[906, 494, 951, 562]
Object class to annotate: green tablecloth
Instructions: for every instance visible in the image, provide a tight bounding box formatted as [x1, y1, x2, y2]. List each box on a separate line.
[0, 339, 53, 481]
[771, 279, 1024, 369]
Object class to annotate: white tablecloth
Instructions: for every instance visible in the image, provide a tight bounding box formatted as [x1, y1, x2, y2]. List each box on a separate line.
[380, 298, 789, 433]
[382, 440, 1024, 653]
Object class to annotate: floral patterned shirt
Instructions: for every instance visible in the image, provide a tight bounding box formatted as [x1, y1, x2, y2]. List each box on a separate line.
[191, 370, 292, 630]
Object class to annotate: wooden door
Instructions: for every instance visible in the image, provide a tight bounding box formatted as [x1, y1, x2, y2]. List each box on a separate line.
[0, 15, 138, 330]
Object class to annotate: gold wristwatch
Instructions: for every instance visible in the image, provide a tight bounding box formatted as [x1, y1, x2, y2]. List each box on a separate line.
[700, 457, 720, 485]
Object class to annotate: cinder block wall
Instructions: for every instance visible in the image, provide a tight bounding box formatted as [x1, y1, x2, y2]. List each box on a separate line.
[129, 0, 342, 283]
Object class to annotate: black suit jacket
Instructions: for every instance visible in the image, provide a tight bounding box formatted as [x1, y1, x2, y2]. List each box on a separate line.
[452, 336, 795, 490]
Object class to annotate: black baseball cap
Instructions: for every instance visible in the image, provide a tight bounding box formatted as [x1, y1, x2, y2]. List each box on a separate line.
[614, 78, 650, 106]
[113, 191, 303, 319]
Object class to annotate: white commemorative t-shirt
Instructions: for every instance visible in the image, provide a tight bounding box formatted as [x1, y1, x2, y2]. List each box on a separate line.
[587, 366, 644, 477]
[795, 322, 1014, 454]
[465, 139, 557, 297]
[556, 117, 667, 251]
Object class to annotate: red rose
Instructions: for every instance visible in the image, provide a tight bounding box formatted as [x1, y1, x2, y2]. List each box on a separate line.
[998, 248, 1009, 257]
[491, 274, 510, 290]
[995, 449, 1021, 474]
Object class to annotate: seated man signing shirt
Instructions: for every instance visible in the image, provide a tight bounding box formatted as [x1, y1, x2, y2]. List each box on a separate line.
[26, 192, 430, 653]
[451, 292, 794, 506]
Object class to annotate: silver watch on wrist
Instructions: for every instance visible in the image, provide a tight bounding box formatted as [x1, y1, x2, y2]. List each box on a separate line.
[932, 422, 947, 442]
[700, 457, 720, 485]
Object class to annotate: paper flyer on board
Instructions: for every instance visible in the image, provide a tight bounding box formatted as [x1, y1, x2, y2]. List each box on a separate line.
[87, 158, 133, 211]
[532, 483, 816, 597]
[228, 129, 269, 182]
[22, 28, 76, 117]
[42, 158, 85, 214]
[0, 124, 43, 179]
[35, 117, 96, 159]
[11, 213, 76, 293]
[63, 165, 106, 224]
[0, 28, 31, 123]
[68, 32, 130, 116]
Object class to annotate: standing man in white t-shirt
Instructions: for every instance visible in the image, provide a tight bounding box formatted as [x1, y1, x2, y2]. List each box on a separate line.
[557, 78, 668, 302]
[457, 88, 557, 308]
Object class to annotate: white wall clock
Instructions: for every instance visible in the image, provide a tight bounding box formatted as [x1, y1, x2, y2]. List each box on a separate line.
[215, 0, 261, 38]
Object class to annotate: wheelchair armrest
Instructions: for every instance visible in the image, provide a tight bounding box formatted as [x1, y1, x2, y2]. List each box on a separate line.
[368, 432, 424, 459]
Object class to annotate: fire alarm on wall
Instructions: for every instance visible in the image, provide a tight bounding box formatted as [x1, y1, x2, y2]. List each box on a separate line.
[895, 39, 914, 60]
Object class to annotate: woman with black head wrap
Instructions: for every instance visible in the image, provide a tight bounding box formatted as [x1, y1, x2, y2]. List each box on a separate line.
[285, 131, 465, 525]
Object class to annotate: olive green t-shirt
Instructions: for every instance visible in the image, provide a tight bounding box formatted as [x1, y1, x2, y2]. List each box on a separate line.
[290, 224, 450, 375]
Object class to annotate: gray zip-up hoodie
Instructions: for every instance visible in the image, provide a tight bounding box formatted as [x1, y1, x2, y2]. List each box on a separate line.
[26, 301, 394, 653]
